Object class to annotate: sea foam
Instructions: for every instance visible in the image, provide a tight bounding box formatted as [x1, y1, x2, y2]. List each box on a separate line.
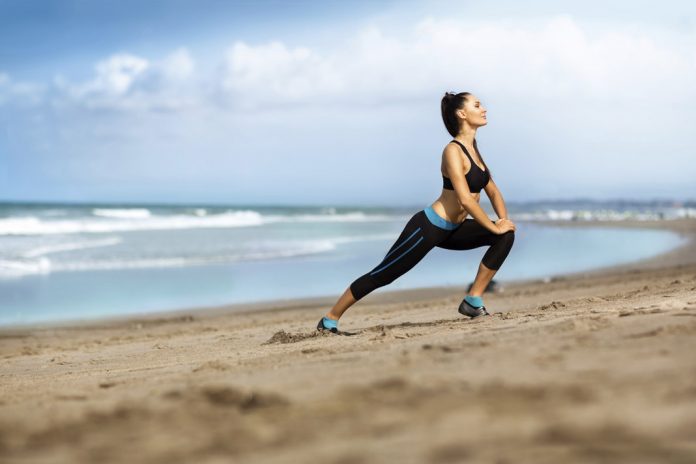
[0, 210, 400, 236]
[0, 232, 397, 278]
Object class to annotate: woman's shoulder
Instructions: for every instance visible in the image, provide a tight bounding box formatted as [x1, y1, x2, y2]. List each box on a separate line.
[442, 141, 471, 165]
[442, 140, 460, 155]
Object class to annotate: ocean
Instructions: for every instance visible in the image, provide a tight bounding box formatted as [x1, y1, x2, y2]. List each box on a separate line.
[0, 200, 692, 326]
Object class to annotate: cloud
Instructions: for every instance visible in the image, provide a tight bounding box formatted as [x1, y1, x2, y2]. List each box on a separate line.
[4, 15, 696, 112]
[159, 48, 195, 82]
[220, 16, 695, 108]
[53, 48, 197, 111]
[65, 53, 149, 100]
[220, 41, 344, 108]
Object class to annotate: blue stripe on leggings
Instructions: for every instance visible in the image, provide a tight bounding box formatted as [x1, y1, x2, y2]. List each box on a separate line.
[370, 236, 424, 275]
[383, 227, 421, 260]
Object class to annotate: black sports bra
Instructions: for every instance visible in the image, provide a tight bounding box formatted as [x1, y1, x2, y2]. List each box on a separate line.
[442, 140, 490, 193]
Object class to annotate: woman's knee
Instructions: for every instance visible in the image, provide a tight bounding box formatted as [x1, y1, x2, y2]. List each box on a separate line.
[482, 230, 514, 270]
[350, 273, 392, 301]
[499, 230, 515, 249]
[349, 278, 370, 301]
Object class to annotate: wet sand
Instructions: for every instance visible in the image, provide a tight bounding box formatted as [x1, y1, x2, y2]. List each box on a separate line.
[1, 219, 696, 463]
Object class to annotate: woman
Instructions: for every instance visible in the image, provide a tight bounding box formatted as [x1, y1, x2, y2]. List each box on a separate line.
[317, 92, 516, 334]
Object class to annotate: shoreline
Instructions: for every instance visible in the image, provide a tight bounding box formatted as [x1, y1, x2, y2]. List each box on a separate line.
[2, 218, 695, 334]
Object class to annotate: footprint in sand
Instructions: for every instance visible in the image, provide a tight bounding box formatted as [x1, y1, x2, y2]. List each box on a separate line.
[538, 300, 569, 311]
[263, 330, 322, 345]
[497, 312, 520, 320]
[264, 326, 365, 345]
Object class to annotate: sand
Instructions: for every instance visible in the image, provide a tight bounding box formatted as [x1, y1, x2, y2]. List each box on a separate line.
[1, 219, 696, 463]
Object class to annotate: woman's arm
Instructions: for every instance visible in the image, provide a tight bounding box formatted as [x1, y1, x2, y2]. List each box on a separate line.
[443, 146, 499, 234]
[483, 179, 508, 220]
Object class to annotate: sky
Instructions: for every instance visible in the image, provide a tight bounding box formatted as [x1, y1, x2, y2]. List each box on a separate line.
[1, 0, 695, 206]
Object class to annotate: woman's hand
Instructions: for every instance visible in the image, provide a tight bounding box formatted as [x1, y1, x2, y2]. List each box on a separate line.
[495, 218, 516, 235]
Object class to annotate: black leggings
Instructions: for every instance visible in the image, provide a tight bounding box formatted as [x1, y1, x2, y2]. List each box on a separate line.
[349, 207, 515, 301]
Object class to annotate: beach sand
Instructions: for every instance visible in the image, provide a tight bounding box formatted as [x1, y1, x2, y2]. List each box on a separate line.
[1, 219, 696, 463]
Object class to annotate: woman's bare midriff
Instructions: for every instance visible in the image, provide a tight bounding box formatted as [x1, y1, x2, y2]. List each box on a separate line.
[430, 190, 480, 223]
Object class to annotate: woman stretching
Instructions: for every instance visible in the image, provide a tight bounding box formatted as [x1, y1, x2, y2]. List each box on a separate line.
[317, 92, 516, 334]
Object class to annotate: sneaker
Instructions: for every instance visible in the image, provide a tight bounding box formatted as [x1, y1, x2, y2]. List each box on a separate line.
[317, 317, 339, 334]
[458, 298, 490, 319]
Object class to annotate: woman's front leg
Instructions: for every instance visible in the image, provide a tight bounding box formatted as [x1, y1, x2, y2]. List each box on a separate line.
[436, 220, 515, 288]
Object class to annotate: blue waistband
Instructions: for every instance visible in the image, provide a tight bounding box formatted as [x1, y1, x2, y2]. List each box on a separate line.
[423, 206, 461, 230]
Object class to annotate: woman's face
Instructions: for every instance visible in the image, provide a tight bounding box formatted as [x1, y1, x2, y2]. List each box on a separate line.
[457, 95, 487, 128]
